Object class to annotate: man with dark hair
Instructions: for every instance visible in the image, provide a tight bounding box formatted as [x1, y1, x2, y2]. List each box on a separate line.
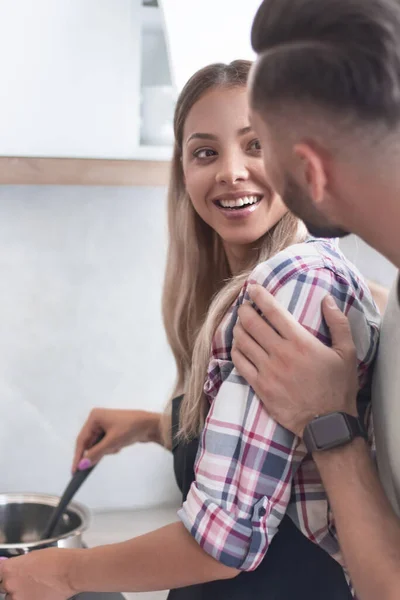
[231, 1, 400, 598]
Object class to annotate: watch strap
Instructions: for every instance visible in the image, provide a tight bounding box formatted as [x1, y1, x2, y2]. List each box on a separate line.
[344, 413, 368, 440]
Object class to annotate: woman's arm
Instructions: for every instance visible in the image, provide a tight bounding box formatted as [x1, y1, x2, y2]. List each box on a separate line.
[73, 522, 238, 593]
[159, 410, 173, 451]
[72, 409, 173, 472]
[0, 522, 238, 599]
[178, 253, 379, 573]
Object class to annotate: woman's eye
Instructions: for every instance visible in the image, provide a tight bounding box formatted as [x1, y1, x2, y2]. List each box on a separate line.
[248, 139, 262, 152]
[193, 148, 217, 159]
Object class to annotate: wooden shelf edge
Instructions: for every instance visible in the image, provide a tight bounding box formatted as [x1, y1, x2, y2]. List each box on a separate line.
[0, 157, 171, 186]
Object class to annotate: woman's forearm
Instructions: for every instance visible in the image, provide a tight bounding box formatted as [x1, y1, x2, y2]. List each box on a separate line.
[69, 522, 237, 594]
[314, 439, 400, 600]
[155, 411, 174, 450]
[145, 411, 172, 451]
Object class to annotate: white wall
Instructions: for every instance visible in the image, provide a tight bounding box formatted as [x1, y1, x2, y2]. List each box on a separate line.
[0, 185, 180, 511]
[0, 185, 395, 513]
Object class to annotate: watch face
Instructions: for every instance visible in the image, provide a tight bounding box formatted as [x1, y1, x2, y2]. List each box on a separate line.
[311, 413, 352, 449]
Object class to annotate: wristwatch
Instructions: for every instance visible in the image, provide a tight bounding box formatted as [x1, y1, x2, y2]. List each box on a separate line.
[303, 412, 367, 453]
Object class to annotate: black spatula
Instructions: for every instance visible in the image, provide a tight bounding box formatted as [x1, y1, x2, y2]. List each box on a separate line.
[42, 431, 105, 541]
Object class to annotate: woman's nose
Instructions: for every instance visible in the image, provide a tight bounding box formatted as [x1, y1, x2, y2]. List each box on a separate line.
[216, 153, 249, 185]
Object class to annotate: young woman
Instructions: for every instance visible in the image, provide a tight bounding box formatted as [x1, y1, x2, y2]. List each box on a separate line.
[0, 61, 379, 600]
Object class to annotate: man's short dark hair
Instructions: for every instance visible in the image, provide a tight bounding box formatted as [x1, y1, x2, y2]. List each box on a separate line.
[251, 0, 400, 127]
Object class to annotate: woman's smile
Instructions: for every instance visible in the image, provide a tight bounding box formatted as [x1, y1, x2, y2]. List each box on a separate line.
[212, 192, 264, 219]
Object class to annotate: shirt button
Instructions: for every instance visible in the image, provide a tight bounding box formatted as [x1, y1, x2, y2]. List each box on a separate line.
[259, 507, 267, 517]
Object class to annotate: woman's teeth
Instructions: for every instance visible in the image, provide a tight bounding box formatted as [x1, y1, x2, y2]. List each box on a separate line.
[218, 195, 261, 209]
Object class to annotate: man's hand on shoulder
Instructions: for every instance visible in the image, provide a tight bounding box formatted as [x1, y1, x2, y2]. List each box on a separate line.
[232, 284, 359, 436]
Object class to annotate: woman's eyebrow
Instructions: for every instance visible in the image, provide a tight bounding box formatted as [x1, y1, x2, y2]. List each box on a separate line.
[186, 132, 218, 144]
[186, 126, 252, 145]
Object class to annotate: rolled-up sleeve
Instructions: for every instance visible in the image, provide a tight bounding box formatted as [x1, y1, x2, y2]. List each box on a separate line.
[178, 374, 303, 570]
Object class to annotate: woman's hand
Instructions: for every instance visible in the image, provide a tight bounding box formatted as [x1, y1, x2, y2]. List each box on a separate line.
[72, 408, 162, 472]
[0, 548, 77, 600]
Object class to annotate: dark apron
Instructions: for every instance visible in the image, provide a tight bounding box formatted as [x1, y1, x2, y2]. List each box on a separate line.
[168, 395, 352, 600]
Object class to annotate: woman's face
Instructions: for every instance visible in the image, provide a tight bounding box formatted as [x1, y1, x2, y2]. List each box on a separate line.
[182, 86, 288, 264]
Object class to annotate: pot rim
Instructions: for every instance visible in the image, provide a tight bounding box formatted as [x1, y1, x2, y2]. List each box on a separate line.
[0, 492, 91, 549]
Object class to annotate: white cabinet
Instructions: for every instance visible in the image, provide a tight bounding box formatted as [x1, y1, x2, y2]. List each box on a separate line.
[0, 0, 174, 161]
[138, 1, 176, 159]
[0, 0, 263, 163]
[159, 0, 261, 92]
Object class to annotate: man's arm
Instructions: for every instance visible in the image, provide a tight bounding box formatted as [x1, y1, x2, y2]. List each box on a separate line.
[232, 284, 400, 600]
[314, 440, 400, 600]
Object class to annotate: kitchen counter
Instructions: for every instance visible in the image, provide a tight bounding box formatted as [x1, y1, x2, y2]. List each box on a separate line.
[84, 505, 180, 600]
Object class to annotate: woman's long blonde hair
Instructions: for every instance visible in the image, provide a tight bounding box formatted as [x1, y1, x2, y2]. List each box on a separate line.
[162, 60, 305, 440]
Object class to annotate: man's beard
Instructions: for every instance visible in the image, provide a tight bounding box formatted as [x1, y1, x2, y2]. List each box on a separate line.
[283, 173, 350, 239]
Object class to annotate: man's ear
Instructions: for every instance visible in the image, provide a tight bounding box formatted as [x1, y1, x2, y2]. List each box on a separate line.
[293, 142, 327, 205]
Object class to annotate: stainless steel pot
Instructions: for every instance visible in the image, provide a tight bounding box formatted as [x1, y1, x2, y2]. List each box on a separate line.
[0, 492, 90, 557]
[0, 495, 127, 599]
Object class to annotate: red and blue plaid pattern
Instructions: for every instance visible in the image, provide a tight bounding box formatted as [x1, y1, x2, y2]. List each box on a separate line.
[178, 239, 380, 594]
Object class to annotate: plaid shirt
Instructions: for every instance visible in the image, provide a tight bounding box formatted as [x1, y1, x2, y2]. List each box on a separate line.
[178, 238, 380, 592]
